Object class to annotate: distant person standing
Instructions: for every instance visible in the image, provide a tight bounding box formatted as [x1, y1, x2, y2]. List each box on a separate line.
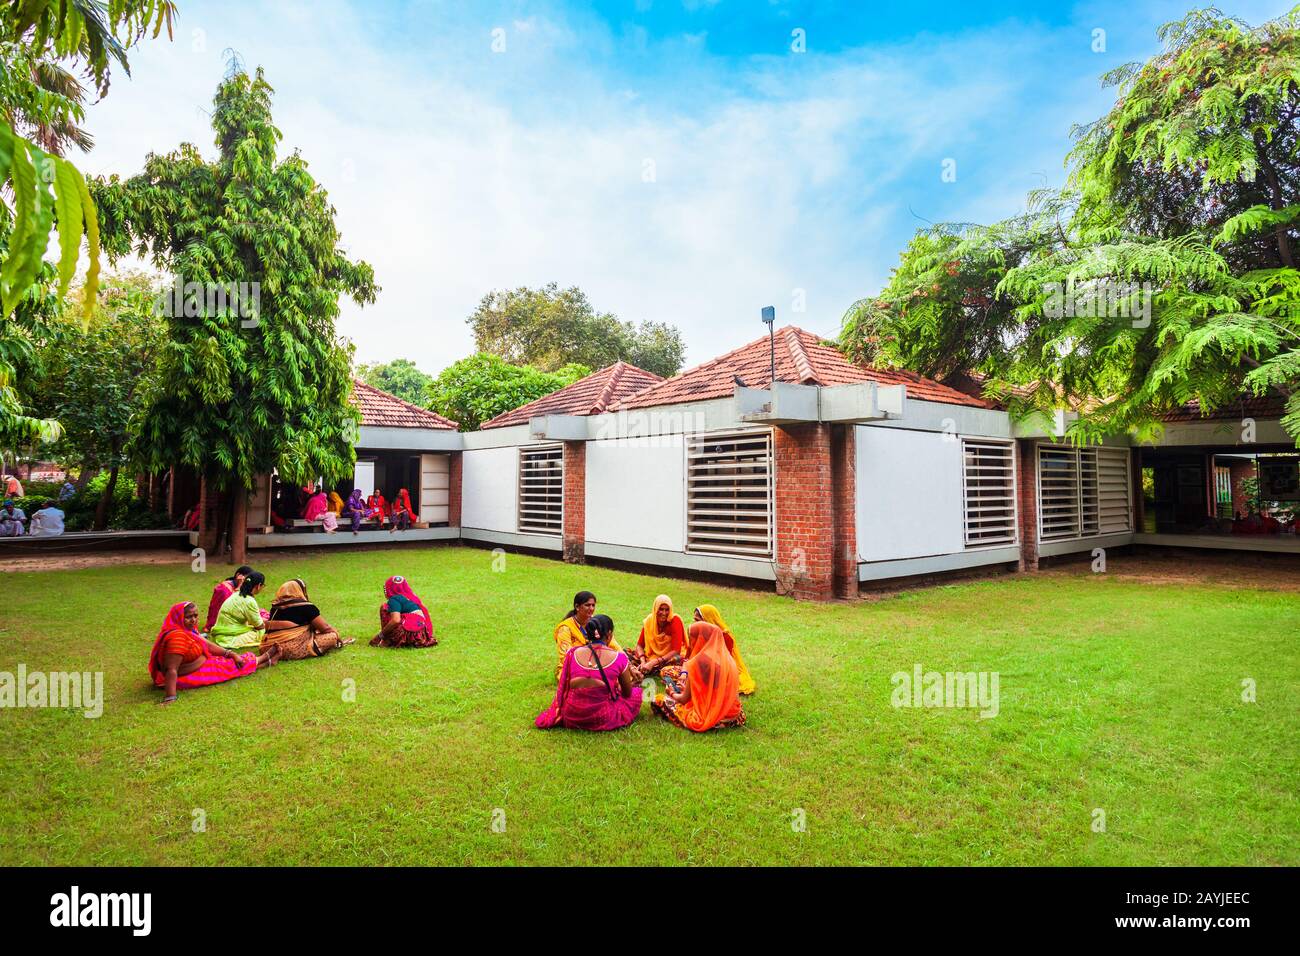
[0, 500, 26, 536]
[3, 474, 22, 498]
[59, 481, 76, 502]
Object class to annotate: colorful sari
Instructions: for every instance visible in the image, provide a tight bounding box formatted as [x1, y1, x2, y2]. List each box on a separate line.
[327, 491, 345, 515]
[371, 575, 437, 648]
[209, 591, 265, 650]
[536, 646, 641, 731]
[694, 603, 755, 695]
[261, 580, 347, 660]
[631, 594, 685, 677]
[367, 492, 389, 523]
[653, 622, 745, 731]
[148, 602, 258, 691]
[343, 489, 373, 532]
[303, 492, 328, 521]
[553, 616, 621, 680]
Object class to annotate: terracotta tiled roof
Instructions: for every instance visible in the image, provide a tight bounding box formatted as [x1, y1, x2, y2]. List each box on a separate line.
[613, 326, 989, 411]
[352, 380, 458, 429]
[1160, 393, 1288, 423]
[481, 362, 665, 429]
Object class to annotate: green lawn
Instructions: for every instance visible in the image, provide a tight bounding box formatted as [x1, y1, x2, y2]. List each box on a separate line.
[1, 545, 1295, 865]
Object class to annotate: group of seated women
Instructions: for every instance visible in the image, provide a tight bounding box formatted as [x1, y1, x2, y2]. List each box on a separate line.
[537, 590, 755, 733]
[148, 566, 436, 704]
[295, 485, 417, 535]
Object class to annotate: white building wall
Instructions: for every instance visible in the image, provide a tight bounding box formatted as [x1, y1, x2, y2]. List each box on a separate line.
[461, 446, 518, 534]
[855, 425, 965, 562]
[585, 436, 686, 553]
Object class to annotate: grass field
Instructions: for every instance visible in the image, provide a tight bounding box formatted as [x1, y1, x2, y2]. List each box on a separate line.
[1, 545, 1296, 866]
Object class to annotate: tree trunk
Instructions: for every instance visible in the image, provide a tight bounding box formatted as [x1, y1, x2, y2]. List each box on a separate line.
[230, 482, 248, 566]
[75, 463, 97, 492]
[94, 465, 120, 531]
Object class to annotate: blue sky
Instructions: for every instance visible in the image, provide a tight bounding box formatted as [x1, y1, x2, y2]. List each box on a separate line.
[82, 0, 1290, 372]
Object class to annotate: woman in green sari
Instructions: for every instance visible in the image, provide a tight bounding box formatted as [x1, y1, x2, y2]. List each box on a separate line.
[209, 571, 268, 650]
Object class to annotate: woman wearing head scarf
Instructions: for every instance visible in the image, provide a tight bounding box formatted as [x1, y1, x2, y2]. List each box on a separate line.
[327, 490, 345, 515]
[261, 579, 354, 660]
[536, 614, 641, 731]
[629, 594, 685, 681]
[371, 575, 437, 647]
[209, 571, 269, 650]
[552, 591, 621, 681]
[343, 488, 374, 534]
[302, 488, 329, 522]
[389, 488, 416, 532]
[692, 603, 756, 695]
[652, 621, 745, 731]
[149, 601, 280, 704]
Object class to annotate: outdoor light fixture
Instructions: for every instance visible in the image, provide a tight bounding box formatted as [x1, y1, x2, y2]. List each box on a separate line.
[761, 305, 775, 387]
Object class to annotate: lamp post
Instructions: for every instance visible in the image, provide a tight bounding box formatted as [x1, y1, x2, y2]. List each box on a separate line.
[761, 305, 775, 387]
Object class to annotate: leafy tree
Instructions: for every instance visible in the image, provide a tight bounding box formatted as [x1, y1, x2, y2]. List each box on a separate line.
[91, 66, 376, 558]
[23, 272, 165, 528]
[0, 1, 177, 444]
[426, 353, 589, 431]
[841, 7, 1300, 444]
[468, 282, 685, 378]
[356, 357, 434, 406]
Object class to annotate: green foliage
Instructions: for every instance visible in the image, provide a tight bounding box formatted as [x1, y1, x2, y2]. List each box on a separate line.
[91, 67, 377, 492]
[355, 358, 434, 406]
[426, 352, 589, 431]
[841, 7, 1300, 446]
[468, 282, 685, 378]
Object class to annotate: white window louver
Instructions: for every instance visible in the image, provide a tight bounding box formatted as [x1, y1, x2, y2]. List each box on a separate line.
[1037, 444, 1131, 540]
[962, 439, 1017, 547]
[518, 444, 563, 536]
[686, 429, 774, 558]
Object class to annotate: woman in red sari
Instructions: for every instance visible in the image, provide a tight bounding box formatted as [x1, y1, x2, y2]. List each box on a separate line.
[371, 575, 437, 647]
[367, 491, 389, 527]
[149, 602, 280, 704]
[536, 614, 641, 731]
[389, 488, 415, 532]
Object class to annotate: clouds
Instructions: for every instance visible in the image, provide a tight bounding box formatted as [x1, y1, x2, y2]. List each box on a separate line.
[77, 0, 1283, 373]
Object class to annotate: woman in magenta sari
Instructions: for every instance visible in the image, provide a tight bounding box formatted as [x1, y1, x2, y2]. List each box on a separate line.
[149, 601, 280, 704]
[536, 614, 641, 731]
[302, 488, 328, 521]
[371, 575, 438, 647]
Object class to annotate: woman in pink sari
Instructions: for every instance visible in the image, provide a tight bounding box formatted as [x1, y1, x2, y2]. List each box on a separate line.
[370, 575, 437, 647]
[149, 601, 280, 704]
[302, 488, 328, 521]
[536, 614, 641, 731]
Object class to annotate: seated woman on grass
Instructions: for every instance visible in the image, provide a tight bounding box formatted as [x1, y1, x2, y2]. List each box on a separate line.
[149, 601, 280, 705]
[209, 571, 269, 650]
[629, 593, 686, 681]
[261, 579, 354, 660]
[371, 575, 437, 647]
[652, 621, 745, 731]
[536, 614, 641, 731]
[693, 603, 756, 695]
[205, 565, 268, 632]
[552, 590, 621, 680]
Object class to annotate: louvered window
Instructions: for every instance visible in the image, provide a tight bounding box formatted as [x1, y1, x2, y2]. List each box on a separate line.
[686, 429, 773, 558]
[962, 440, 1017, 547]
[518, 444, 563, 536]
[1038, 444, 1131, 540]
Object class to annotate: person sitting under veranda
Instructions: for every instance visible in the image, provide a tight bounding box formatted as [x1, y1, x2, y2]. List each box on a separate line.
[149, 601, 280, 705]
[209, 571, 269, 650]
[302, 487, 329, 522]
[536, 614, 641, 731]
[261, 579, 353, 660]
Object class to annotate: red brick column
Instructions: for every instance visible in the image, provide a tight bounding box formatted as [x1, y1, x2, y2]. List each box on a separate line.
[448, 452, 463, 527]
[562, 441, 586, 563]
[774, 423, 835, 601]
[830, 424, 858, 598]
[1015, 439, 1039, 572]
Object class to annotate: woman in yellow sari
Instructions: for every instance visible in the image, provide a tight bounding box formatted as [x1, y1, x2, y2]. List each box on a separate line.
[552, 590, 620, 680]
[327, 490, 345, 515]
[629, 594, 686, 681]
[692, 603, 755, 695]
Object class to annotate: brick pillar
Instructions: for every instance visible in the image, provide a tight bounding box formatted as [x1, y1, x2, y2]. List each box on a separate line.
[830, 424, 858, 598]
[562, 441, 586, 564]
[448, 451, 463, 527]
[774, 423, 835, 601]
[1015, 439, 1039, 572]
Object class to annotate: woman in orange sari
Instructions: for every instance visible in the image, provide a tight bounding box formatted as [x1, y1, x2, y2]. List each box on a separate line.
[629, 593, 685, 681]
[692, 603, 756, 695]
[652, 621, 745, 731]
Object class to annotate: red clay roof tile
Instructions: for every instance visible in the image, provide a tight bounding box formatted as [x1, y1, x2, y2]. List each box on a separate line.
[353, 379, 458, 429]
[480, 362, 665, 429]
